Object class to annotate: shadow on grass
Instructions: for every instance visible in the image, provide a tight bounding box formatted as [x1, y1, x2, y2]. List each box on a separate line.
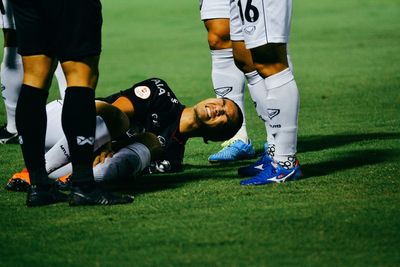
[113, 132, 400, 195]
[297, 132, 400, 153]
[301, 148, 399, 179]
[117, 148, 398, 195]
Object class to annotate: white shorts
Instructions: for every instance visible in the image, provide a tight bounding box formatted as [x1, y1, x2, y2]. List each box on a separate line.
[0, 0, 16, 29]
[200, 0, 230, 20]
[230, 0, 292, 48]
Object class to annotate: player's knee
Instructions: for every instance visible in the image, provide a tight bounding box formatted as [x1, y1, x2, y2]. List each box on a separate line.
[96, 101, 130, 138]
[133, 132, 162, 160]
[62, 57, 99, 89]
[251, 44, 289, 77]
[208, 32, 231, 50]
[22, 55, 55, 89]
[205, 19, 231, 50]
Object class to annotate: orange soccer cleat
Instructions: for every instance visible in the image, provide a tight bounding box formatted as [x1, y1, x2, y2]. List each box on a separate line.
[5, 168, 31, 192]
[55, 173, 71, 191]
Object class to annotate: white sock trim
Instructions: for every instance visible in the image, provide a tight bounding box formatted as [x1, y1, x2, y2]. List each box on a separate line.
[265, 68, 294, 90]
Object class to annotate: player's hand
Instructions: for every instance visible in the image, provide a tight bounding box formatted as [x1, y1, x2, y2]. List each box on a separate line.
[93, 149, 114, 167]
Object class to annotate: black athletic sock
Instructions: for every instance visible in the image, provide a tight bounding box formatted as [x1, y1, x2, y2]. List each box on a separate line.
[62, 87, 96, 186]
[15, 84, 49, 186]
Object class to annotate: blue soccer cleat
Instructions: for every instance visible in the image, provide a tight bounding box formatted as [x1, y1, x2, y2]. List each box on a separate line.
[237, 152, 273, 177]
[208, 139, 255, 163]
[240, 160, 302, 185]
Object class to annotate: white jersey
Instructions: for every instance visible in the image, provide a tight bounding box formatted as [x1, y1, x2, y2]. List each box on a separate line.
[199, 0, 230, 20]
[230, 0, 293, 48]
[0, 0, 16, 29]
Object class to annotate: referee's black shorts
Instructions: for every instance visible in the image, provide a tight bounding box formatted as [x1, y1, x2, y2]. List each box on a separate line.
[11, 0, 102, 62]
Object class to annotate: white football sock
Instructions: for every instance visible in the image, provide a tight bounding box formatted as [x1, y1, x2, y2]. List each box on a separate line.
[264, 68, 299, 167]
[245, 70, 274, 147]
[54, 63, 67, 99]
[0, 47, 23, 133]
[48, 164, 72, 180]
[211, 48, 248, 143]
[93, 142, 151, 182]
[45, 116, 111, 174]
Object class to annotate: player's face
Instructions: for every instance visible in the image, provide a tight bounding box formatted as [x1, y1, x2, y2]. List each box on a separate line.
[194, 98, 239, 129]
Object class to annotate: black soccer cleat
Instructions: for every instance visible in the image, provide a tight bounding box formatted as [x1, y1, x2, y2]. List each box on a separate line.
[69, 186, 134, 206]
[26, 185, 69, 207]
[0, 124, 18, 144]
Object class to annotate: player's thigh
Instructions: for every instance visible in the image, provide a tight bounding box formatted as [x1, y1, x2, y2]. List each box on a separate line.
[235, 0, 292, 49]
[204, 18, 231, 49]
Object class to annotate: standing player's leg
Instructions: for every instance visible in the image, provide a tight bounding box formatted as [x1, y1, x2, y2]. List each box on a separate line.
[236, 0, 302, 185]
[15, 53, 68, 205]
[0, 1, 22, 144]
[229, 1, 274, 177]
[52, 0, 132, 205]
[200, 0, 255, 163]
[232, 41, 275, 177]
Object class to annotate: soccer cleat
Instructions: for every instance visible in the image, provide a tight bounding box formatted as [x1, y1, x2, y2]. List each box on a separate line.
[240, 160, 302, 186]
[0, 124, 18, 144]
[55, 174, 71, 191]
[5, 168, 31, 192]
[69, 186, 134, 206]
[208, 139, 255, 163]
[237, 152, 273, 177]
[26, 185, 68, 207]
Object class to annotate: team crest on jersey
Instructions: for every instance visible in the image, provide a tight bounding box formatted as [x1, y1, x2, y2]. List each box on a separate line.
[267, 109, 280, 119]
[134, 86, 151, 99]
[214, 86, 232, 97]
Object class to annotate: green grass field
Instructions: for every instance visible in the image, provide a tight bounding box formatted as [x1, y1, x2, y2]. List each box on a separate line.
[1, 0, 399, 266]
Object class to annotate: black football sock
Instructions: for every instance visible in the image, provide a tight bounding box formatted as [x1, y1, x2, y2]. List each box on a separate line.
[62, 87, 96, 187]
[15, 84, 49, 186]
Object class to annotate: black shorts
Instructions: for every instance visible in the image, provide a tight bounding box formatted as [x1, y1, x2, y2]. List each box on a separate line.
[11, 0, 102, 61]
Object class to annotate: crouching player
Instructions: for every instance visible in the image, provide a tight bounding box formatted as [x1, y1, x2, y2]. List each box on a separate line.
[6, 78, 243, 192]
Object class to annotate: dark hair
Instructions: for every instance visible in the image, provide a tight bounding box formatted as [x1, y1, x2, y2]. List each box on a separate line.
[202, 99, 243, 143]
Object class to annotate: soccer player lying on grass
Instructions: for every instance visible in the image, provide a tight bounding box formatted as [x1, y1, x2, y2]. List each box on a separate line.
[6, 78, 243, 191]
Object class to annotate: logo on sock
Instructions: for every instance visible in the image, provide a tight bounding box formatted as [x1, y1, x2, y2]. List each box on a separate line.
[214, 87, 232, 97]
[267, 109, 280, 119]
[60, 145, 71, 160]
[76, 136, 95, 146]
